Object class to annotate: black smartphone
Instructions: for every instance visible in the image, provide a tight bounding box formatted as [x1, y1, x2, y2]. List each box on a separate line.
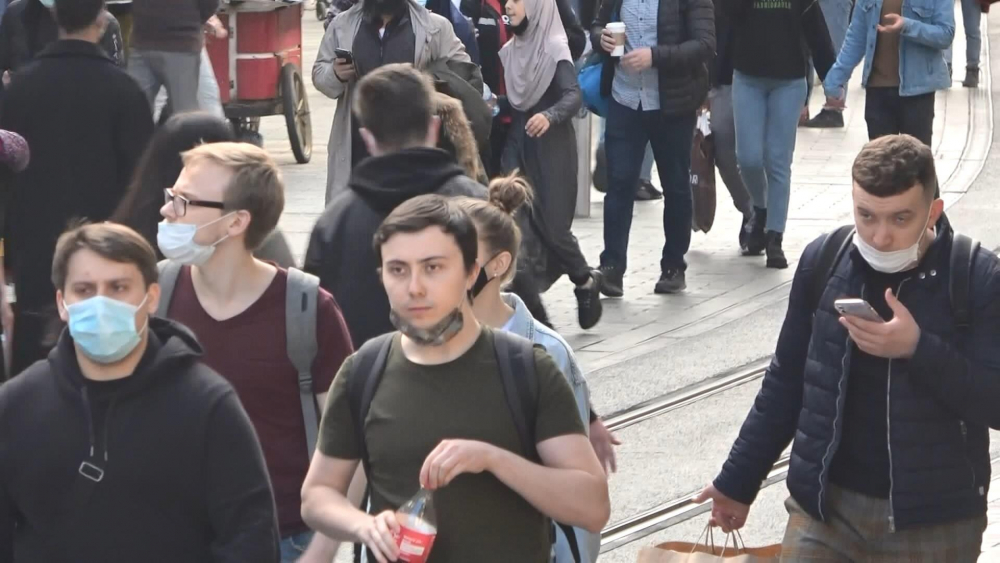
[334, 48, 354, 64]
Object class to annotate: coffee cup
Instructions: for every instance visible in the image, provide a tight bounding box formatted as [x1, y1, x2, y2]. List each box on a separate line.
[606, 22, 626, 57]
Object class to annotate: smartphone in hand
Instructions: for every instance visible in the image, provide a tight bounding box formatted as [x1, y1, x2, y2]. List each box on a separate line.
[834, 298, 884, 323]
[334, 48, 354, 64]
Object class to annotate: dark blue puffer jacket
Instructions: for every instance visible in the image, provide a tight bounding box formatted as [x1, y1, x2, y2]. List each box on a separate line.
[714, 216, 1000, 531]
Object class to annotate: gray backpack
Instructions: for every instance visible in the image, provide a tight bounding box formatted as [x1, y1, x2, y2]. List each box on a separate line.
[155, 260, 323, 458]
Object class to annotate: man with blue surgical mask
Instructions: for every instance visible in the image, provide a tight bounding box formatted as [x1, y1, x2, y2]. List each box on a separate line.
[156, 142, 354, 563]
[696, 134, 1000, 559]
[0, 222, 279, 562]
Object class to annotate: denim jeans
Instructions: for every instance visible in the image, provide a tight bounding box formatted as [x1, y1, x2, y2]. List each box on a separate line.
[807, 0, 853, 102]
[732, 71, 808, 234]
[601, 99, 696, 273]
[945, 0, 982, 69]
[279, 530, 314, 563]
[708, 85, 753, 216]
[599, 118, 655, 182]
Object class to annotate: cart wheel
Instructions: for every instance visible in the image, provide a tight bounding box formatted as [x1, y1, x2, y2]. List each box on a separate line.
[281, 64, 312, 164]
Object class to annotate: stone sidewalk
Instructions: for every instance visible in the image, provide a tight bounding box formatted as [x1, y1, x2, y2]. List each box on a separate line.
[266, 7, 990, 375]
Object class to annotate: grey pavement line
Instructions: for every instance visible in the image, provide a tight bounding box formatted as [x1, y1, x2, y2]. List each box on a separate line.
[588, 55, 995, 377]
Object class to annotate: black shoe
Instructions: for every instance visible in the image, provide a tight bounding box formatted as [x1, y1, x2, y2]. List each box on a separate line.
[963, 67, 980, 88]
[597, 264, 624, 298]
[593, 146, 607, 193]
[765, 231, 788, 269]
[654, 269, 686, 294]
[804, 109, 845, 129]
[738, 213, 751, 249]
[635, 180, 663, 201]
[742, 207, 767, 256]
[574, 271, 604, 329]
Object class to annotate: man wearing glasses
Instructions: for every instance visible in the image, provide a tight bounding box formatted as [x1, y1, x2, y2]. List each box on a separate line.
[156, 142, 354, 563]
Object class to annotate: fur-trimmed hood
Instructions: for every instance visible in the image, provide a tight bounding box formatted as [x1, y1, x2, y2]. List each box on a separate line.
[434, 92, 487, 184]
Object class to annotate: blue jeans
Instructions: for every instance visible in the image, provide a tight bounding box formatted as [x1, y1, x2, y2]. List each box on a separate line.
[732, 71, 808, 234]
[279, 531, 314, 563]
[599, 119, 655, 182]
[807, 0, 853, 102]
[601, 99, 696, 273]
[945, 0, 982, 69]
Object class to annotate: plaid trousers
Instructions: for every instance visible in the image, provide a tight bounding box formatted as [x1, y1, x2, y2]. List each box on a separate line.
[780, 485, 986, 562]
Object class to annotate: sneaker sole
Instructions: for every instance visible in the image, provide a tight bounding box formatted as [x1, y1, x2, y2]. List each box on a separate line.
[654, 282, 686, 294]
[766, 259, 789, 269]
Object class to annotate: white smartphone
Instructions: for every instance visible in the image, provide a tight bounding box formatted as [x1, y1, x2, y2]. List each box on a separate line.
[834, 298, 884, 323]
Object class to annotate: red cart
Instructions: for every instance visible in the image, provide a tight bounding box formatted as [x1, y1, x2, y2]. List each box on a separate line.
[206, 0, 312, 163]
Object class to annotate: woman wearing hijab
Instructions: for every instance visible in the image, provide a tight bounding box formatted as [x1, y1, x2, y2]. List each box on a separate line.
[499, 0, 603, 331]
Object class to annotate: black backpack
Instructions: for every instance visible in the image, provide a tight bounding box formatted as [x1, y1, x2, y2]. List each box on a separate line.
[346, 330, 582, 563]
[808, 225, 979, 328]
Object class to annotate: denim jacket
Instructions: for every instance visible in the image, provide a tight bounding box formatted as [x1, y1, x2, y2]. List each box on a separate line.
[500, 293, 600, 563]
[823, 0, 954, 98]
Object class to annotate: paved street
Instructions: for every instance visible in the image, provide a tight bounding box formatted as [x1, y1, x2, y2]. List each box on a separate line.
[253, 6, 1000, 560]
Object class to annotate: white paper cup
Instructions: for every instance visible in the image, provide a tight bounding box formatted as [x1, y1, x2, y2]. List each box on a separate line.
[606, 22, 626, 57]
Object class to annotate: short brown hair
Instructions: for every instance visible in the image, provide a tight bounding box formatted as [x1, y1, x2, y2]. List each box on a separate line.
[852, 135, 937, 199]
[353, 64, 435, 150]
[181, 142, 284, 250]
[52, 223, 158, 291]
[373, 195, 478, 272]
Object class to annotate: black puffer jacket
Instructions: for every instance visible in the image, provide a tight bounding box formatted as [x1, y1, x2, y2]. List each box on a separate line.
[714, 216, 1000, 531]
[0, 0, 125, 73]
[590, 0, 714, 116]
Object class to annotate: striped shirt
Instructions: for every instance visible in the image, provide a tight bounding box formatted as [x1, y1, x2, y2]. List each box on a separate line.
[612, 0, 660, 111]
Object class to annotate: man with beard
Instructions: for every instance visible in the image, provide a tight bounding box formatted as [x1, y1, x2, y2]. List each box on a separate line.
[313, 0, 482, 202]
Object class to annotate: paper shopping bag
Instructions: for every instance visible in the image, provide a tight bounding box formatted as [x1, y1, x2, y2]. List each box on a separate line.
[637, 528, 780, 563]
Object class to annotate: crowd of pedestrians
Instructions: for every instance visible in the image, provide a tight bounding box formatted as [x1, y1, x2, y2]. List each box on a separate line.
[0, 0, 995, 559]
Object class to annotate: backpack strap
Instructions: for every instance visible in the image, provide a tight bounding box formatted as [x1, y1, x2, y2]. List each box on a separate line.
[155, 260, 183, 318]
[285, 268, 321, 459]
[492, 330, 538, 459]
[949, 233, 979, 330]
[346, 333, 395, 479]
[491, 330, 582, 563]
[809, 225, 856, 314]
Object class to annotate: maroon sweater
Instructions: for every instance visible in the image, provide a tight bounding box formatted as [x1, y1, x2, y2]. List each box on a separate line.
[131, 0, 220, 53]
[167, 267, 354, 536]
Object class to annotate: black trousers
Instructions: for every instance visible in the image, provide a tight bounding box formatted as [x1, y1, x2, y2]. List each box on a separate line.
[865, 87, 935, 146]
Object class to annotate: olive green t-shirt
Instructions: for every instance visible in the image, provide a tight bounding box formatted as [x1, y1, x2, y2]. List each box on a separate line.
[318, 328, 586, 562]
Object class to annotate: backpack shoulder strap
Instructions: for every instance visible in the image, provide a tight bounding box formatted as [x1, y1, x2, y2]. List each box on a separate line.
[809, 225, 856, 314]
[949, 233, 979, 330]
[286, 268, 321, 459]
[346, 333, 395, 479]
[492, 330, 583, 563]
[492, 329, 539, 460]
[155, 260, 183, 318]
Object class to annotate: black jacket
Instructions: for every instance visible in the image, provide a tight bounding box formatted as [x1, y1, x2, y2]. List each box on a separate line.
[590, 0, 715, 116]
[0, 40, 153, 308]
[714, 217, 1000, 531]
[0, 318, 280, 562]
[305, 148, 486, 348]
[0, 0, 124, 77]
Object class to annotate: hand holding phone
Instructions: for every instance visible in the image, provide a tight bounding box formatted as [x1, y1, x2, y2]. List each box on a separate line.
[834, 298, 884, 323]
[332, 48, 356, 82]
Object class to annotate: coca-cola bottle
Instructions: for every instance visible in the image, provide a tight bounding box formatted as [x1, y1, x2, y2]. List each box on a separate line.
[394, 488, 438, 563]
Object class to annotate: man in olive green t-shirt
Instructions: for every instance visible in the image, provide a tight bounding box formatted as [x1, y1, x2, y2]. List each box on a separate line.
[301, 194, 611, 563]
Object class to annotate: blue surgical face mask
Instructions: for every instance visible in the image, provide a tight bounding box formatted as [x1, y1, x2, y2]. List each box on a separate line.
[415, 0, 427, 7]
[156, 213, 234, 266]
[64, 295, 149, 364]
[38, 0, 55, 8]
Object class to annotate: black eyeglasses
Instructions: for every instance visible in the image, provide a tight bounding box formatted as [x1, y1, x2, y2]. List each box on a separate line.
[164, 188, 225, 218]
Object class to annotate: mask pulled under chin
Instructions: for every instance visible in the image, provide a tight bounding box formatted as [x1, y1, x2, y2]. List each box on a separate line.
[389, 307, 465, 346]
[511, 17, 529, 35]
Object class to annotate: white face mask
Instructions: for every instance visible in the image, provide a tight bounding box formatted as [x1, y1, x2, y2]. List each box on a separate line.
[38, 0, 55, 8]
[157, 214, 234, 266]
[853, 209, 933, 274]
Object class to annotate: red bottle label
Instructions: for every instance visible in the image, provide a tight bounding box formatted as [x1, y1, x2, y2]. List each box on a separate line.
[394, 525, 437, 563]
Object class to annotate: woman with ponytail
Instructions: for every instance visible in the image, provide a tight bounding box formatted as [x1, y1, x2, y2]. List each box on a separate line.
[498, 0, 603, 330]
[458, 173, 621, 563]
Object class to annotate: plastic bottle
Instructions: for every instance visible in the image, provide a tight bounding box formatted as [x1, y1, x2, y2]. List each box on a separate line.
[394, 488, 438, 563]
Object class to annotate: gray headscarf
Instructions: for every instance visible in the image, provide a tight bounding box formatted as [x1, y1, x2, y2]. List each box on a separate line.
[498, 0, 573, 111]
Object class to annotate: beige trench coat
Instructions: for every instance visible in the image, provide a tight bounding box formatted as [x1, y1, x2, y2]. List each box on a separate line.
[312, 1, 477, 204]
